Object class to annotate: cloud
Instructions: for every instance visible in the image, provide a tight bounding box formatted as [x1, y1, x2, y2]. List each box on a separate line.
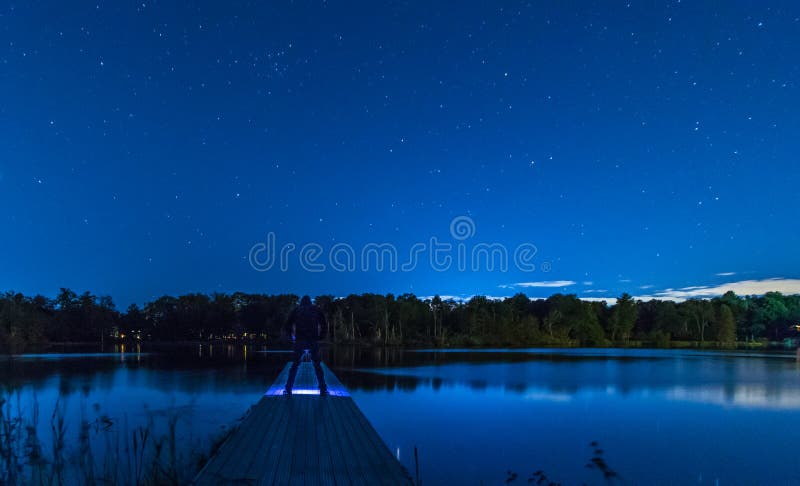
[422, 278, 800, 305]
[419, 294, 511, 302]
[634, 278, 800, 302]
[582, 281, 593, 286]
[715, 272, 737, 277]
[511, 280, 577, 288]
[580, 297, 617, 305]
[430, 295, 466, 301]
[630, 294, 685, 303]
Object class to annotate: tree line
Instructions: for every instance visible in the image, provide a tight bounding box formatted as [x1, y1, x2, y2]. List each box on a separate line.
[1, 289, 799, 352]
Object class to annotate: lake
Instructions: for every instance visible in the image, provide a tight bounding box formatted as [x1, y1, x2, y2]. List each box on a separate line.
[2, 346, 800, 485]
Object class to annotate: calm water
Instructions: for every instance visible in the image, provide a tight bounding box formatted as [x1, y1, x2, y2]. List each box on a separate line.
[2, 346, 800, 485]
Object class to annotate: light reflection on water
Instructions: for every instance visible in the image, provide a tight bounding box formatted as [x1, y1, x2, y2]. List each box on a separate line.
[2, 346, 799, 484]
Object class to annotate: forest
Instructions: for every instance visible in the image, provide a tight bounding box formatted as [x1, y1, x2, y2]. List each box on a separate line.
[1, 289, 800, 352]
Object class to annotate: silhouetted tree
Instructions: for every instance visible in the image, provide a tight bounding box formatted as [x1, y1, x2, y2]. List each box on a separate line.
[715, 304, 736, 347]
[3, 289, 800, 350]
[608, 293, 637, 342]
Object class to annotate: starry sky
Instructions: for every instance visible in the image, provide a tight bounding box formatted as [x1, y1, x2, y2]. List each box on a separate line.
[2, 1, 799, 307]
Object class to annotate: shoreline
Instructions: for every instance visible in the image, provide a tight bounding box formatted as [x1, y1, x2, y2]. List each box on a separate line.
[3, 339, 793, 357]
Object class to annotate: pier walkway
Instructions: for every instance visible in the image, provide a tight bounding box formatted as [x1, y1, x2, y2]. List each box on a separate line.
[194, 361, 413, 485]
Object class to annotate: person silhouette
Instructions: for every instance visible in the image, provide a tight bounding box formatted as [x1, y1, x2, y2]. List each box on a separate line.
[284, 295, 328, 395]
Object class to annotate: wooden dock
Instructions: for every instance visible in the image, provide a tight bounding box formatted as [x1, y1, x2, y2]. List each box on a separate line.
[194, 361, 413, 485]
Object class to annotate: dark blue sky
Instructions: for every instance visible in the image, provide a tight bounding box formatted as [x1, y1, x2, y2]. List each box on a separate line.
[2, 1, 799, 307]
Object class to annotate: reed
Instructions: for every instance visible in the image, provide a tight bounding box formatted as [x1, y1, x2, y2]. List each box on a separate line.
[504, 441, 620, 485]
[0, 391, 221, 485]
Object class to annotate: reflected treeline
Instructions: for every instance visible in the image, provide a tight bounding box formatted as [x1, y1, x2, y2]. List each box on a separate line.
[4, 345, 800, 409]
[0, 345, 288, 399]
[0, 343, 671, 394]
[325, 347, 800, 409]
[323, 346, 674, 369]
[336, 364, 800, 410]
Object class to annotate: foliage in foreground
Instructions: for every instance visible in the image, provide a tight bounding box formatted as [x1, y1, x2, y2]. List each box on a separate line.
[0, 393, 216, 485]
[504, 441, 620, 485]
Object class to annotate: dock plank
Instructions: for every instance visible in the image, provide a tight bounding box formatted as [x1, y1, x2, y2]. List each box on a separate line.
[241, 397, 290, 480]
[195, 362, 412, 486]
[257, 399, 290, 486]
[335, 397, 395, 485]
[271, 397, 303, 486]
[347, 400, 409, 486]
[313, 398, 336, 486]
[288, 396, 309, 486]
[325, 397, 366, 486]
[216, 399, 279, 482]
[320, 395, 353, 486]
[195, 399, 273, 484]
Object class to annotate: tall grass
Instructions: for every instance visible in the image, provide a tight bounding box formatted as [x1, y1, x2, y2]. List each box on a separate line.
[0, 392, 221, 485]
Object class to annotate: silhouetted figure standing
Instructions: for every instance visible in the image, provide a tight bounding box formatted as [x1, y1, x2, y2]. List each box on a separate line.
[285, 295, 328, 395]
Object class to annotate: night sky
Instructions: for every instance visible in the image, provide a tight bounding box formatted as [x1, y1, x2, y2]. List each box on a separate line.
[2, 1, 799, 307]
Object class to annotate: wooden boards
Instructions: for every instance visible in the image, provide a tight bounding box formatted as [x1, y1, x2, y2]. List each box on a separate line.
[194, 362, 412, 485]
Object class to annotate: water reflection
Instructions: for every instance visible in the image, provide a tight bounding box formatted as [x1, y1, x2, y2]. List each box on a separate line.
[4, 346, 800, 407]
[2, 346, 800, 484]
[335, 350, 800, 411]
[666, 384, 800, 409]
